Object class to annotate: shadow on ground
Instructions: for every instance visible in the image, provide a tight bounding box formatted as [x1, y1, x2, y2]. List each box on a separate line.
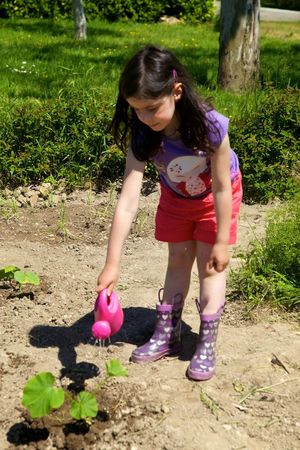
[28, 306, 196, 379]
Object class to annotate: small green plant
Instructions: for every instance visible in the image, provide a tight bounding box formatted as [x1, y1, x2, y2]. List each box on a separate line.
[229, 195, 300, 310]
[96, 181, 118, 222]
[132, 209, 152, 237]
[69, 391, 98, 421]
[237, 378, 299, 405]
[56, 200, 70, 241]
[199, 387, 220, 417]
[0, 195, 18, 220]
[0, 265, 40, 291]
[22, 359, 128, 422]
[105, 358, 128, 377]
[22, 372, 65, 419]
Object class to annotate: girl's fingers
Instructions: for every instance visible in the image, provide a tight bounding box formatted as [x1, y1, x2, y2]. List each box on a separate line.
[207, 259, 214, 271]
[107, 283, 114, 296]
[207, 258, 227, 273]
[96, 282, 115, 295]
[215, 261, 228, 272]
[215, 263, 224, 272]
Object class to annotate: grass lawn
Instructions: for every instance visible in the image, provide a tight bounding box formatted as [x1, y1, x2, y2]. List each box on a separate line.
[0, 19, 299, 118]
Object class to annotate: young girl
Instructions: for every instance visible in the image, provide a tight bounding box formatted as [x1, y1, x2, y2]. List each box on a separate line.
[97, 45, 242, 381]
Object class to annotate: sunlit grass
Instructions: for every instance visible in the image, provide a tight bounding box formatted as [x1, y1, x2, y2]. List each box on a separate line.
[0, 19, 299, 117]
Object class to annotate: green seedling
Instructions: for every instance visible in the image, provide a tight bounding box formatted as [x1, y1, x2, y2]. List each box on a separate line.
[106, 358, 128, 377]
[0, 265, 20, 281]
[14, 271, 40, 287]
[0, 265, 40, 291]
[70, 391, 98, 421]
[56, 200, 69, 241]
[22, 359, 128, 422]
[22, 372, 65, 419]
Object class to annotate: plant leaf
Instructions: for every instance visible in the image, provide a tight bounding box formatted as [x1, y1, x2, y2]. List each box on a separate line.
[50, 387, 65, 409]
[14, 271, 27, 284]
[25, 271, 40, 285]
[14, 270, 40, 285]
[0, 265, 20, 281]
[0, 269, 7, 281]
[70, 391, 98, 420]
[105, 359, 128, 377]
[22, 372, 65, 418]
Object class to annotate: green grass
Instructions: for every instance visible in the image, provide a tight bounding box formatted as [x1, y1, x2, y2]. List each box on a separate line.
[230, 194, 300, 311]
[1, 19, 299, 116]
[259, 22, 300, 89]
[0, 18, 299, 195]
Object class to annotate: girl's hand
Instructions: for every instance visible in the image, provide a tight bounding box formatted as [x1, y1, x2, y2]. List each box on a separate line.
[207, 243, 229, 273]
[97, 264, 119, 295]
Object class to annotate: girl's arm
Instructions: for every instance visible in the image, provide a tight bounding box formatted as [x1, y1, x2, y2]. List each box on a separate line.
[210, 133, 232, 272]
[97, 146, 146, 293]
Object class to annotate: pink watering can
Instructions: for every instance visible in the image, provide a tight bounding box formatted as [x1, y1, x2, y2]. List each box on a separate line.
[92, 289, 124, 343]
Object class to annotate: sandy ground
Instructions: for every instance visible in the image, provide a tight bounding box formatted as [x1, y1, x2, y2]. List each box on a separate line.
[0, 187, 299, 450]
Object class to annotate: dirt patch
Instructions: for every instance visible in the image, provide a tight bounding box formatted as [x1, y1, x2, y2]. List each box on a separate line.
[0, 188, 299, 450]
[6, 379, 167, 450]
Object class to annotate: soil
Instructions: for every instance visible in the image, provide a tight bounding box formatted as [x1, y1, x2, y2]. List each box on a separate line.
[0, 185, 299, 450]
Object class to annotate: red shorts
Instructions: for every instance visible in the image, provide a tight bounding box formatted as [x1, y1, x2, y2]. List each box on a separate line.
[155, 173, 243, 244]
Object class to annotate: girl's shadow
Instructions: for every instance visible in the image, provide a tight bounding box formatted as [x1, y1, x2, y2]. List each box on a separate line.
[29, 306, 196, 384]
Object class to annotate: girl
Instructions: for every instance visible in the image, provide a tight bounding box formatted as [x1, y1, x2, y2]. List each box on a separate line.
[97, 45, 242, 381]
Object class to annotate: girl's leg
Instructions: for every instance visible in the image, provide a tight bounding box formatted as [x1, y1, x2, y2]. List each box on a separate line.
[162, 240, 196, 304]
[131, 240, 195, 363]
[196, 242, 226, 313]
[186, 241, 226, 380]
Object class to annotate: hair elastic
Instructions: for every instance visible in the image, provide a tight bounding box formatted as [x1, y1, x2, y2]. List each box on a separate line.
[172, 69, 177, 81]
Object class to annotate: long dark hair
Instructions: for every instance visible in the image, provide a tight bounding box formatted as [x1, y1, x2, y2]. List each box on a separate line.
[110, 45, 218, 161]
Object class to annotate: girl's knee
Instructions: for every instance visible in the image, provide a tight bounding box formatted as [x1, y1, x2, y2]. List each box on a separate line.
[168, 247, 195, 269]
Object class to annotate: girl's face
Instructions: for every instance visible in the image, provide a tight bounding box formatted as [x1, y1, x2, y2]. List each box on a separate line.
[126, 84, 182, 135]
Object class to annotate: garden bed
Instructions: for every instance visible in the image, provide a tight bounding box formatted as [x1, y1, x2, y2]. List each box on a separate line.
[0, 189, 299, 450]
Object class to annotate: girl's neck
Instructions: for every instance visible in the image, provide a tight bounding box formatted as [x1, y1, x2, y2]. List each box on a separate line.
[162, 114, 180, 139]
[163, 129, 180, 139]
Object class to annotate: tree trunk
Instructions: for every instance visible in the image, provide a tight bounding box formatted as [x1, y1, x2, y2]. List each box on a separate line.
[73, 0, 87, 40]
[218, 0, 260, 92]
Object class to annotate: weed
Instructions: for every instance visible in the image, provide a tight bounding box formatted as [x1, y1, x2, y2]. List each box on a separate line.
[229, 196, 300, 311]
[56, 200, 73, 241]
[199, 387, 220, 418]
[132, 209, 152, 237]
[237, 378, 300, 405]
[96, 182, 118, 222]
[0, 196, 18, 220]
[232, 380, 245, 394]
[85, 184, 95, 206]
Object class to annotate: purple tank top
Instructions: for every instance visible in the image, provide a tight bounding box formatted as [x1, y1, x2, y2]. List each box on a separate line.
[152, 110, 239, 198]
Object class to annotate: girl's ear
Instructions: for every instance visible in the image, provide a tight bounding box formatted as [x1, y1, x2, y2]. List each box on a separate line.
[173, 82, 183, 101]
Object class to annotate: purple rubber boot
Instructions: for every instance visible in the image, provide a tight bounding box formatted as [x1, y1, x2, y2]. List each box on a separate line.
[131, 289, 184, 363]
[187, 299, 224, 381]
